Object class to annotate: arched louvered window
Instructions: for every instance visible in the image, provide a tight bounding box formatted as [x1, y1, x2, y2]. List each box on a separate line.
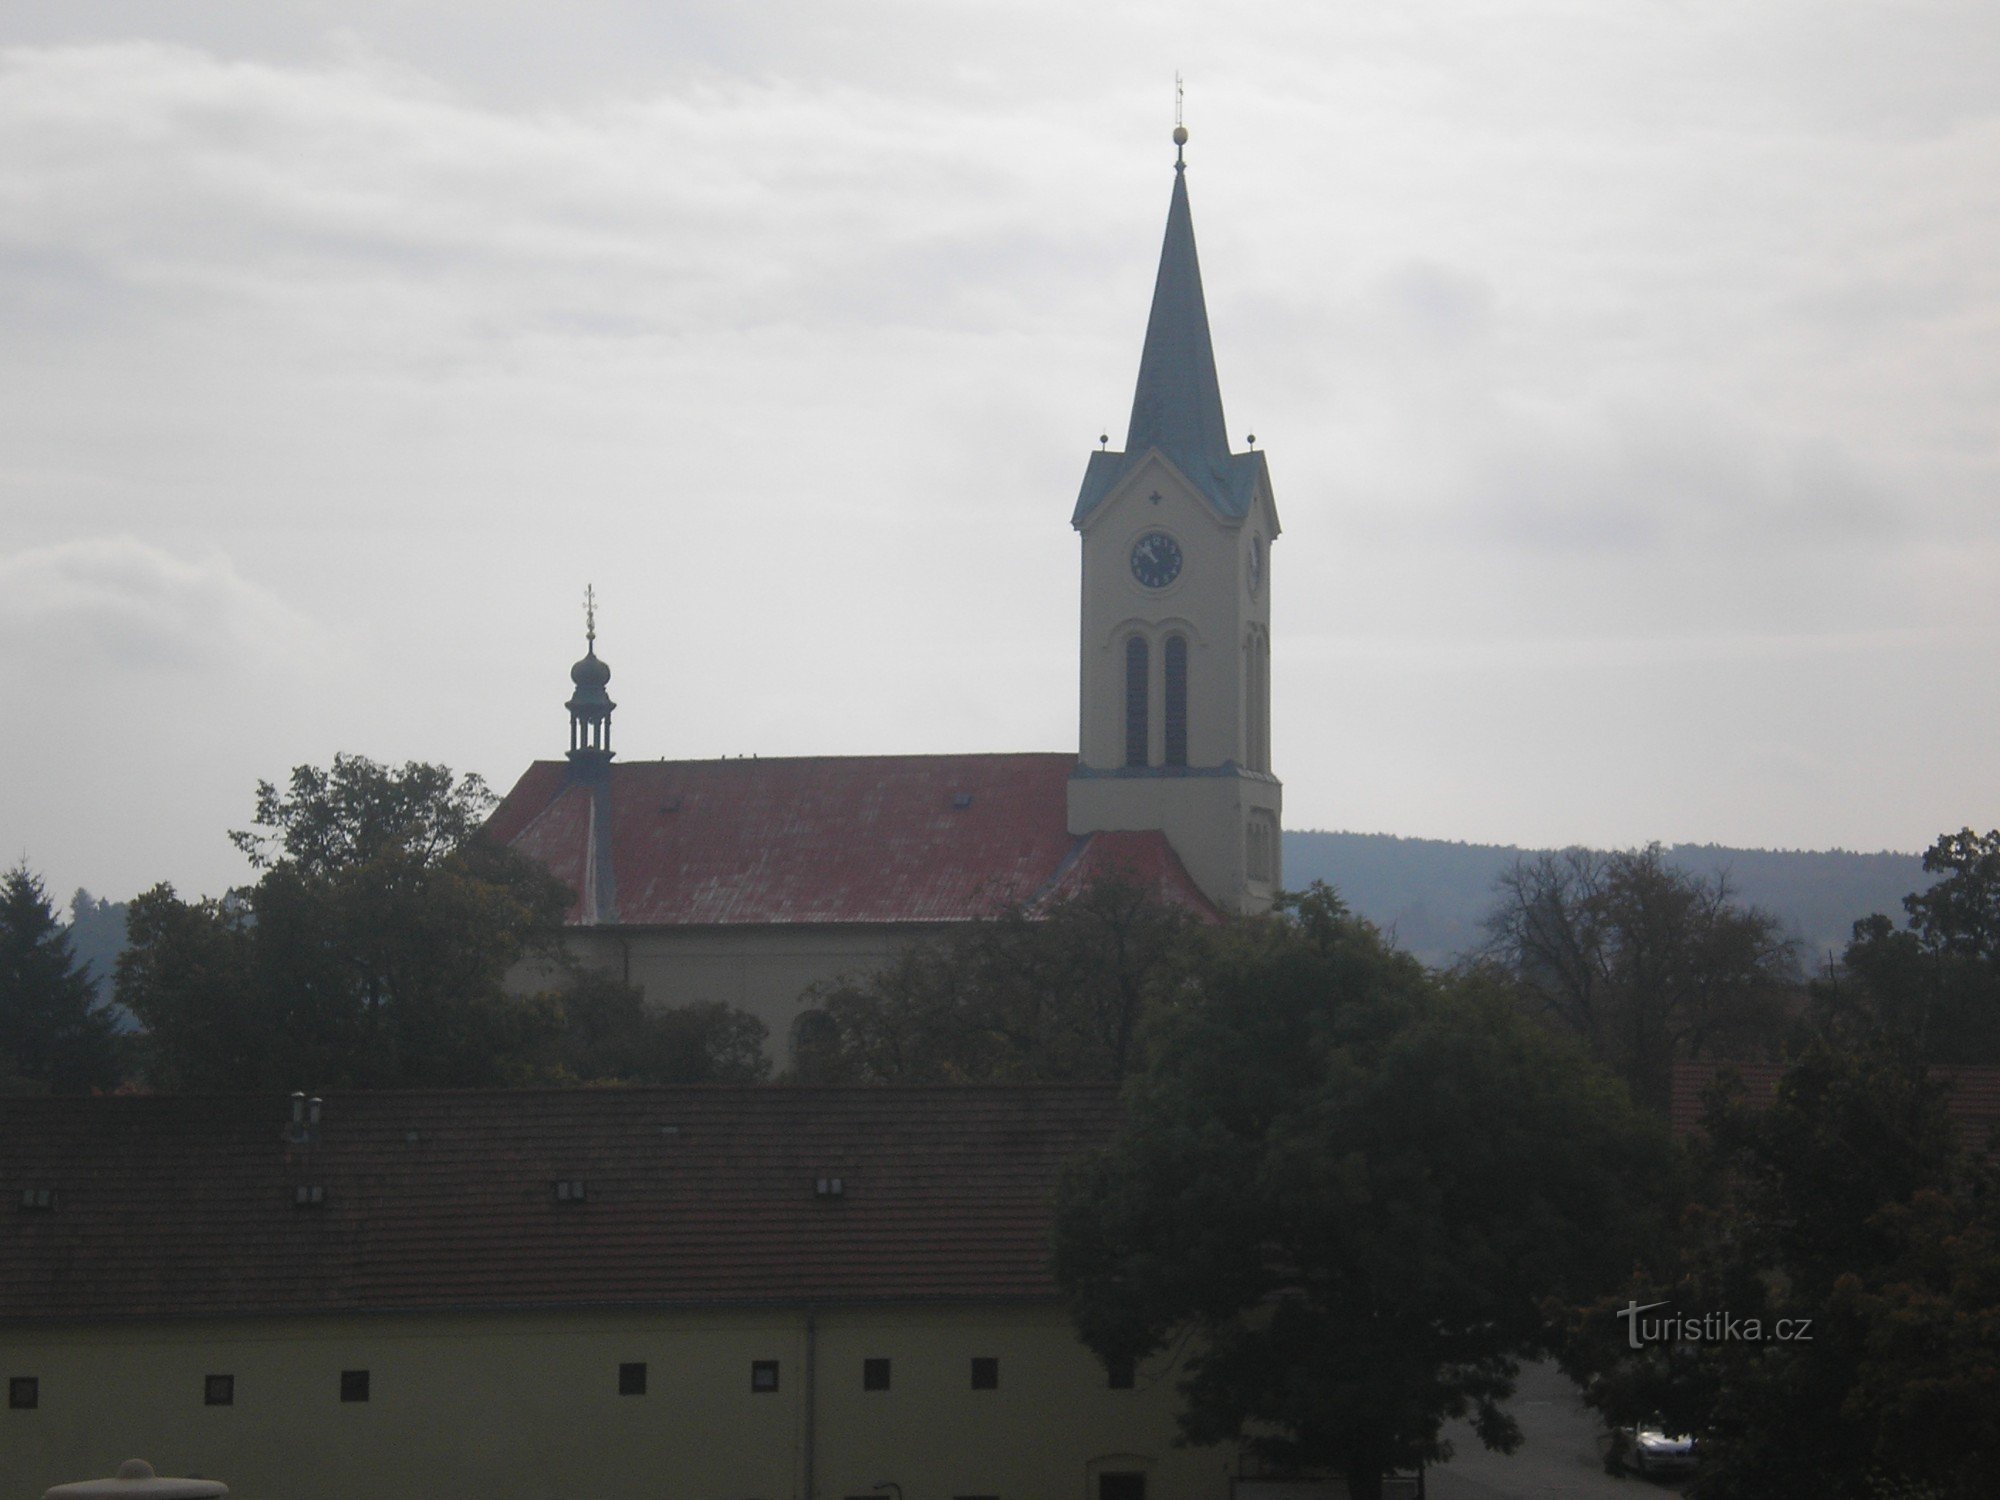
[1124, 636, 1150, 768]
[1163, 635, 1188, 767]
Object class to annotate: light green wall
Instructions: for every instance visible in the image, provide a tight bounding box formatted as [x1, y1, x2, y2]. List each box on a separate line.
[558, 921, 938, 1065]
[4, 1303, 1236, 1500]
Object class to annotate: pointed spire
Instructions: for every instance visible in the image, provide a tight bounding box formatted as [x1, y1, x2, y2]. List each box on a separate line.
[1122, 124, 1230, 484]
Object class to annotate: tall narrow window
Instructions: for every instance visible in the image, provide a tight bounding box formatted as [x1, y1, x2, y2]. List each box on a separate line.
[1259, 629, 1271, 772]
[1124, 636, 1149, 767]
[1163, 635, 1188, 767]
[1245, 626, 1271, 773]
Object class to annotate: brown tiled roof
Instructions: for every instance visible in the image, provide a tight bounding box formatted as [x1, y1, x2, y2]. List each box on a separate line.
[1670, 1060, 2000, 1157]
[485, 753, 1220, 926]
[0, 1087, 1120, 1324]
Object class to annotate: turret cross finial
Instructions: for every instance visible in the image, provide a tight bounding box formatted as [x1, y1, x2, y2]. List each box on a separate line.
[1173, 73, 1188, 170]
[584, 583, 597, 649]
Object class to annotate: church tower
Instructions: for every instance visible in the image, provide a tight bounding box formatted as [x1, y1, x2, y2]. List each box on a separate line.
[565, 585, 616, 776]
[1067, 127, 1282, 914]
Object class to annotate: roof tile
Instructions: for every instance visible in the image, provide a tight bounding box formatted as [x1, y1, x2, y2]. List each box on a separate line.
[0, 1087, 1120, 1323]
[488, 753, 1218, 925]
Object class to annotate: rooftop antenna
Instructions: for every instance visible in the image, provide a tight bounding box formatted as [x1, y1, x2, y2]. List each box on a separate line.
[584, 583, 597, 651]
[1173, 72, 1187, 170]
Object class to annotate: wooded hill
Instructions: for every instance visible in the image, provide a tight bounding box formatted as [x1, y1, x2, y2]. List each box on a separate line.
[1285, 830, 1930, 970]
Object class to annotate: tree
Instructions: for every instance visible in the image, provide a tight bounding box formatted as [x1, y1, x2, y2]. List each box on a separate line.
[1482, 845, 1799, 1112]
[1053, 885, 1675, 1500]
[1821, 828, 2000, 1063]
[64, 889, 129, 1009]
[0, 864, 122, 1093]
[1556, 1038, 2000, 1499]
[548, 969, 770, 1085]
[121, 755, 574, 1091]
[788, 876, 1197, 1083]
[229, 754, 500, 876]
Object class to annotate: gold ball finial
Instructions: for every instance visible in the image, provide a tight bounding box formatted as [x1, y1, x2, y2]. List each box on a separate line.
[1172, 124, 1188, 147]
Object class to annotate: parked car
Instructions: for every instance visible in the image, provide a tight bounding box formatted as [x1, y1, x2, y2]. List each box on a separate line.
[1626, 1422, 1699, 1478]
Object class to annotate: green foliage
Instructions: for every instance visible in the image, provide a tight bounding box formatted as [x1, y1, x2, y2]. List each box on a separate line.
[0, 864, 122, 1093]
[121, 755, 574, 1091]
[1482, 845, 1799, 1111]
[1053, 884, 1674, 1500]
[548, 969, 769, 1085]
[229, 753, 499, 876]
[787, 877, 1196, 1083]
[121, 753, 774, 1093]
[1285, 830, 1929, 967]
[1557, 1039, 2000, 1499]
[1822, 828, 2000, 1062]
[63, 889, 128, 1009]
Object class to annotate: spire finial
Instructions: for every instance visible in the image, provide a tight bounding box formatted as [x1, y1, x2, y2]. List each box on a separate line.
[584, 583, 597, 651]
[1173, 73, 1187, 170]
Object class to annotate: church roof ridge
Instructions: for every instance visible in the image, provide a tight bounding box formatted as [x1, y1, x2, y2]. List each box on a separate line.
[485, 753, 1216, 927]
[525, 749, 1074, 770]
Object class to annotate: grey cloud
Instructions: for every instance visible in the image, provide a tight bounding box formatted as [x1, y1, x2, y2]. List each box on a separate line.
[0, 536, 328, 674]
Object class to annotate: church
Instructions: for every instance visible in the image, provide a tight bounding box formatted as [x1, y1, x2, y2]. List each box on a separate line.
[1, 135, 1319, 1500]
[488, 126, 1284, 1056]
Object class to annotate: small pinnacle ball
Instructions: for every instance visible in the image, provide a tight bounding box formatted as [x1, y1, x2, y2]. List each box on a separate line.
[1172, 125, 1189, 146]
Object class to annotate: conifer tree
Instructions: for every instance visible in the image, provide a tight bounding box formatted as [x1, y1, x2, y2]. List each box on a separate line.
[0, 864, 121, 1093]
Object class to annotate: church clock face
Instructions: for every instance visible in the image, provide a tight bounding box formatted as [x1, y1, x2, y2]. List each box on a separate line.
[1129, 531, 1183, 589]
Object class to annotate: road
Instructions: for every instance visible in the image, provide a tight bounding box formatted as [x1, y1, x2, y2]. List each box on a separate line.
[1420, 1361, 1693, 1500]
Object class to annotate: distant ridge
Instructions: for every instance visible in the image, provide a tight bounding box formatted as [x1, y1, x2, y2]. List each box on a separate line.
[1283, 830, 1930, 970]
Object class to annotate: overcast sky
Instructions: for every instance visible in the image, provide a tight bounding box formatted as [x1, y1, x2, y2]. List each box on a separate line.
[4, 2, 1997, 905]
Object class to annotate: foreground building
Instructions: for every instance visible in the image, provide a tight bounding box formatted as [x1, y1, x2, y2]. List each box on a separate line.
[490, 130, 1280, 1057]
[1, 1086, 1250, 1500]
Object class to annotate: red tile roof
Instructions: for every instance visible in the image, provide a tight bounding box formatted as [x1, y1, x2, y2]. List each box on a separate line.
[0, 1087, 1121, 1323]
[1670, 1060, 2000, 1157]
[486, 753, 1218, 925]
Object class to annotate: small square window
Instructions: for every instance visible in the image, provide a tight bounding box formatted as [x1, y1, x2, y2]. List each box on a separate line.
[19, 1188, 55, 1211]
[340, 1369, 369, 1403]
[1107, 1355, 1136, 1389]
[862, 1357, 891, 1391]
[751, 1360, 780, 1393]
[619, 1361, 647, 1396]
[204, 1374, 234, 1407]
[970, 1356, 999, 1390]
[8, 1376, 37, 1410]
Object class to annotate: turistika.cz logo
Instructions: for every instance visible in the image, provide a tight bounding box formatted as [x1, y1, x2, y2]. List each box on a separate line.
[1617, 1300, 1815, 1350]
